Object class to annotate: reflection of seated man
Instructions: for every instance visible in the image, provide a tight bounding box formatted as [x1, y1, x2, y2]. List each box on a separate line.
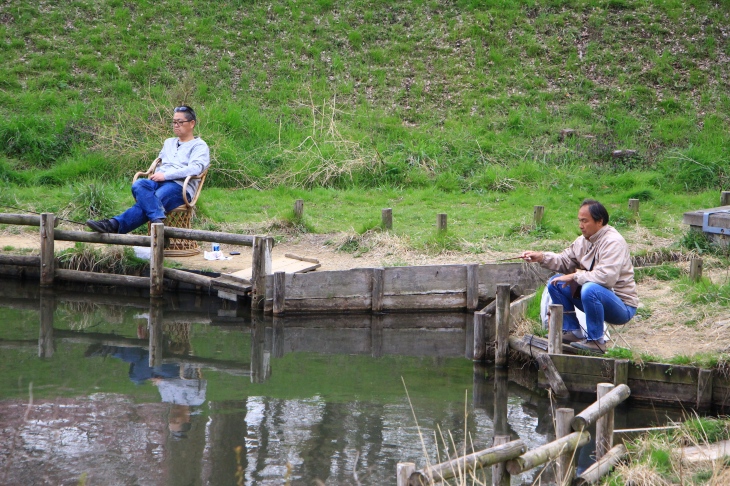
[86, 105, 210, 234]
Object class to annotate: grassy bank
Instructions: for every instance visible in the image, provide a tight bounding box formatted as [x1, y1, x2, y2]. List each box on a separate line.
[1, 0, 729, 195]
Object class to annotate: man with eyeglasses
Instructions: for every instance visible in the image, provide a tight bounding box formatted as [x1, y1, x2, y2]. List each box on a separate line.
[86, 106, 210, 234]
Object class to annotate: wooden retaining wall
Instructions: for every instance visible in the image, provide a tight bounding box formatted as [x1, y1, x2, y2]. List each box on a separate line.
[263, 262, 549, 314]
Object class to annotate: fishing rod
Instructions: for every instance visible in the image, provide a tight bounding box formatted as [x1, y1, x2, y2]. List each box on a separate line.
[494, 256, 527, 262]
[0, 203, 87, 226]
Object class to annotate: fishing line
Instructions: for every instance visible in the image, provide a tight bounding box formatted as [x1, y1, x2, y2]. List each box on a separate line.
[0, 203, 87, 227]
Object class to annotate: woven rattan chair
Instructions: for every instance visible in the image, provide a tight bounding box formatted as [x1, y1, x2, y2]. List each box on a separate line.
[133, 158, 208, 256]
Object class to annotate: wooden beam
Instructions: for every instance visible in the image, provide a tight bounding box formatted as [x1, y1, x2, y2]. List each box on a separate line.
[0, 213, 60, 227]
[55, 229, 151, 247]
[572, 384, 630, 431]
[574, 444, 627, 485]
[536, 354, 569, 398]
[506, 431, 590, 475]
[55, 268, 149, 288]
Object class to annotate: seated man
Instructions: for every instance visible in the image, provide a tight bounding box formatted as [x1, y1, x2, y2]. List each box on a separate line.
[520, 199, 638, 354]
[86, 105, 210, 234]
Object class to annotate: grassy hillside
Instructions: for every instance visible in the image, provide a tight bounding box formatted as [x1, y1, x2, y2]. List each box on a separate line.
[1, 0, 729, 195]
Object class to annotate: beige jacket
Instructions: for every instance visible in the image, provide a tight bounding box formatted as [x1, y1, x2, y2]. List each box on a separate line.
[541, 225, 639, 308]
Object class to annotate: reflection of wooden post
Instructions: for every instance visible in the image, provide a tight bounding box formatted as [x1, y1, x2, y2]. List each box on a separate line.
[437, 213, 447, 231]
[533, 205, 545, 226]
[272, 316, 285, 359]
[493, 368, 509, 437]
[396, 463, 415, 486]
[548, 304, 563, 354]
[472, 363, 488, 409]
[492, 435, 511, 486]
[371, 315, 383, 358]
[38, 290, 56, 358]
[595, 383, 615, 460]
[495, 284, 511, 368]
[40, 213, 55, 287]
[628, 198, 639, 214]
[148, 298, 164, 368]
[294, 199, 304, 218]
[251, 236, 273, 309]
[382, 208, 392, 230]
[273, 271, 286, 316]
[150, 223, 165, 296]
[556, 408, 575, 484]
[250, 317, 270, 383]
[721, 191, 730, 206]
[466, 263, 479, 311]
[690, 258, 703, 282]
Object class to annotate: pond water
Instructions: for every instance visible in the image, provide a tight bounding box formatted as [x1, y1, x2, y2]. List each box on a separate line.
[0, 280, 684, 485]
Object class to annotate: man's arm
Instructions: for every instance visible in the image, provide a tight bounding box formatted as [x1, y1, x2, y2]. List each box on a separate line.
[154, 140, 210, 181]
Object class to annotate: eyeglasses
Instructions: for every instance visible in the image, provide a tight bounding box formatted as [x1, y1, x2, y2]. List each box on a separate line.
[172, 119, 192, 126]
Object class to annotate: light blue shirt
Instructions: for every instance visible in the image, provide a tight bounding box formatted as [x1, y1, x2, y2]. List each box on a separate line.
[156, 136, 210, 198]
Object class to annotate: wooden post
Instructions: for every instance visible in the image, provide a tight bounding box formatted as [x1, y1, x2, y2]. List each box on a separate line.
[372, 267, 385, 313]
[396, 463, 415, 486]
[251, 236, 273, 309]
[595, 383, 616, 460]
[150, 222, 165, 296]
[492, 435, 511, 486]
[294, 199, 304, 218]
[494, 369, 509, 437]
[495, 284, 511, 368]
[533, 205, 545, 226]
[38, 290, 55, 358]
[721, 191, 730, 206]
[148, 298, 164, 368]
[466, 263, 479, 311]
[628, 198, 639, 214]
[437, 213, 447, 231]
[556, 408, 576, 484]
[547, 304, 563, 355]
[689, 258, 703, 282]
[382, 208, 392, 230]
[614, 359, 629, 386]
[39, 213, 55, 287]
[273, 271, 286, 316]
[697, 368, 714, 410]
[473, 311, 486, 361]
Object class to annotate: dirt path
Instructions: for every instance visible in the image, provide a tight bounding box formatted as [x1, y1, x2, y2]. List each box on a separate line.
[2, 228, 728, 360]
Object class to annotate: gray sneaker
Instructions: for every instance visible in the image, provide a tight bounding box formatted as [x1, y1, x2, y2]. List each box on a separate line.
[570, 340, 606, 355]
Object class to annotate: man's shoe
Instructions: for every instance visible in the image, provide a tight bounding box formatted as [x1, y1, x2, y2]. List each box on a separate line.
[150, 218, 165, 225]
[570, 340, 606, 355]
[562, 331, 583, 344]
[86, 219, 118, 233]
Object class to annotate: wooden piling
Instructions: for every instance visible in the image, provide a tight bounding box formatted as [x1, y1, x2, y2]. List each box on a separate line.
[473, 311, 486, 361]
[689, 258, 703, 282]
[251, 236, 274, 309]
[294, 199, 304, 218]
[273, 271, 286, 316]
[533, 205, 545, 226]
[721, 191, 730, 206]
[372, 267, 385, 313]
[492, 435, 511, 486]
[39, 213, 55, 287]
[595, 383, 615, 460]
[556, 408, 575, 484]
[614, 359, 629, 386]
[150, 222, 164, 296]
[396, 463, 415, 486]
[495, 284, 511, 367]
[628, 198, 640, 214]
[548, 304, 563, 354]
[382, 208, 393, 230]
[437, 213, 447, 231]
[466, 263, 479, 311]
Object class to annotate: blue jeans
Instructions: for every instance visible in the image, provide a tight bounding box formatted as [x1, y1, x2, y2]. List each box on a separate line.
[112, 179, 185, 234]
[547, 274, 637, 342]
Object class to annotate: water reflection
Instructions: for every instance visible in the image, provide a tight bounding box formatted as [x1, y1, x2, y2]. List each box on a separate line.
[0, 280, 684, 485]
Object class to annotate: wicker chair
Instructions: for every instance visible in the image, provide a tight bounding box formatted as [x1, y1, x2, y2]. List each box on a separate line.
[133, 158, 208, 256]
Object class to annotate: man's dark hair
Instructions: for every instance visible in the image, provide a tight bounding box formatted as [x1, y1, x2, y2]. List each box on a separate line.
[581, 199, 609, 225]
[174, 105, 197, 122]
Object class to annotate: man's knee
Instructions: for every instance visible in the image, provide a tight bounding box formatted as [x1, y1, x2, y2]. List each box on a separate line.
[132, 178, 156, 198]
[580, 282, 604, 300]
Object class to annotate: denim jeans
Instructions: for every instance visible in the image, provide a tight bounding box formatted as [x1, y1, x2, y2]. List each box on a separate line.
[547, 274, 637, 342]
[112, 179, 185, 234]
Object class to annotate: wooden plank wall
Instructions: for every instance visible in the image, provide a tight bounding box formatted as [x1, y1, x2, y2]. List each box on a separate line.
[264, 262, 550, 314]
